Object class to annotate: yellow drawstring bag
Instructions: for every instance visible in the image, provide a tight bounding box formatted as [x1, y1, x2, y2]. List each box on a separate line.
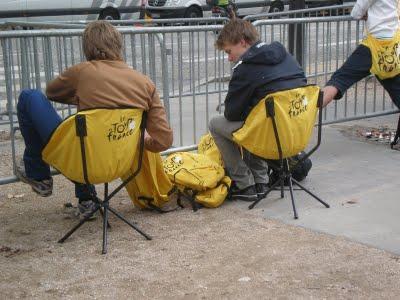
[124, 150, 174, 210]
[361, 30, 400, 80]
[163, 152, 225, 191]
[232, 85, 319, 159]
[163, 152, 230, 209]
[197, 132, 224, 167]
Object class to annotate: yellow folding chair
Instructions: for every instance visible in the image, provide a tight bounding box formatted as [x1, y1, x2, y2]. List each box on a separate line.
[232, 85, 329, 219]
[42, 108, 151, 254]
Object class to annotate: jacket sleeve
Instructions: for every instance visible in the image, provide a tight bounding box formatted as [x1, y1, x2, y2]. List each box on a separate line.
[351, 0, 376, 19]
[224, 67, 255, 121]
[46, 64, 81, 105]
[144, 86, 173, 152]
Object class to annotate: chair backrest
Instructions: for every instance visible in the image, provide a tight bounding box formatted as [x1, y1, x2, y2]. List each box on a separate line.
[42, 108, 144, 184]
[232, 85, 320, 159]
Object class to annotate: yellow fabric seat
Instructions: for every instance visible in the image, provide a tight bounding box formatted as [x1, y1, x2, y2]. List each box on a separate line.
[42, 108, 143, 184]
[41, 108, 152, 254]
[232, 85, 319, 160]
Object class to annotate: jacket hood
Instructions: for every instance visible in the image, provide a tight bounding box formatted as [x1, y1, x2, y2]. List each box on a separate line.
[240, 41, 287, 65]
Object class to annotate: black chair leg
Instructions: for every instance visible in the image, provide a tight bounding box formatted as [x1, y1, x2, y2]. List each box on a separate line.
[99, 207, 111, 229]
[288, 177, 298, 219]
[291, 178, 330, 208]
[107, 206, 152, 240]
[102, 205, 109, 254]
[58, 205, 101, 243]
[248, 179, 282, 209]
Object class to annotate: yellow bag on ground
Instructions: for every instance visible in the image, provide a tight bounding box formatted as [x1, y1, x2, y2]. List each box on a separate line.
[195, 176, 231, 208]
[124, 150, 174, 210]
[163, 152, 230, 209]
[232, 85, 319, 159]
[361, 30, 400, 80]
[163, 152, 225, 191]
[197, 132, 224, 167]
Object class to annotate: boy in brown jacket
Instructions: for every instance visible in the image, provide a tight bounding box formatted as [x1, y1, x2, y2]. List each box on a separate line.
[16, 21, 173, 218]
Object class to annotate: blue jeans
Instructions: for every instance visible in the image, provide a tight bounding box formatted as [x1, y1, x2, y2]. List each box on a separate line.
[326, 44, 400, 108]
[17, 89, 96, 200]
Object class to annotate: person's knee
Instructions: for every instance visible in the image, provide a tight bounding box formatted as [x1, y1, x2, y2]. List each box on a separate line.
[17, 89, 44, 112]
[208, 115, 224, 134]
[208, 117, 217, 133]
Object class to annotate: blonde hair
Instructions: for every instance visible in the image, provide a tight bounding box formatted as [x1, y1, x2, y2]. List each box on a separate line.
[215, 19, 259, 50]
[82, 21, 123, 61]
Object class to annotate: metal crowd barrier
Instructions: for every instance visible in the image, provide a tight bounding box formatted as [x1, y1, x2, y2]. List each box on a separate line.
[0, 13, 398, 185]
[244, 3, 355, 21]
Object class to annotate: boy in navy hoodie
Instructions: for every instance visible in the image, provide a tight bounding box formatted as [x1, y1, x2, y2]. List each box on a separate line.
[209, 18, 307, 201]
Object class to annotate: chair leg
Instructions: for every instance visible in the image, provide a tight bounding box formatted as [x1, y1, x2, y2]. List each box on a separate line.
[99, 207, 111, 229]
[291, 178, 330, 208]
[107, 206, 152, 240]
[58, 205, 101, 243]
[288, 177, 298, 219]
[102, 205, 109, 255]
[248, 179, 282, 209]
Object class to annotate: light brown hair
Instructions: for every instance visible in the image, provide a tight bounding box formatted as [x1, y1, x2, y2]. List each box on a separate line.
[82, 21, 123, 61]
[215, 19, 259, 50]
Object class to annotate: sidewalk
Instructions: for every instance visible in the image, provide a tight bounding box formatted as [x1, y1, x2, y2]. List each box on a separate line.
[252, 114, 400, 255]
[0, 116, 399, 298]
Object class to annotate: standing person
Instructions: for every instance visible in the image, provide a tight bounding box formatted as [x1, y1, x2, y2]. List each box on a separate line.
[322, 0, 400, 108]
[16, 21, 173, 218]
[209, 19, 307, 201]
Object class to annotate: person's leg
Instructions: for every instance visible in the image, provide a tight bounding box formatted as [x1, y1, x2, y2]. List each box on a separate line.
[378, 74, 400, 109]
[209, 115, 258, 201]
[323, 44, 372, 107]
[17, 89, 62, 179]
[209, 115, 253, 188]
[16, 89, 62, 196]
[75, 183, 98, 219]
[242, 150, 268, 183]
[242, 150, 269, 197]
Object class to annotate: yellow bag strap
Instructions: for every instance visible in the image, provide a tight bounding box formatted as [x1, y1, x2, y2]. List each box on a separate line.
[137, 186, 178, 213]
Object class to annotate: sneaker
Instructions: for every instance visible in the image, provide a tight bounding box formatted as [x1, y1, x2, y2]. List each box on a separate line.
[230, 184, 258, 202]
[78, 199, 98, 220]
[255, 183, 269, 199]
[15, 160, 53, 197]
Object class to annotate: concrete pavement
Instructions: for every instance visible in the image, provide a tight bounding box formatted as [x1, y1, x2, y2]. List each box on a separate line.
[250, 114, 400, 255]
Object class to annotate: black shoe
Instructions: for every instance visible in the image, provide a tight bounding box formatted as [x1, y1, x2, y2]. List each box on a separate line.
[255, 183, 269, 199]
[230, 185, 258, 202]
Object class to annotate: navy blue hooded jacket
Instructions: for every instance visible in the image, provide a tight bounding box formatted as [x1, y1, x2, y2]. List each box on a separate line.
[224, 41, 307, 121]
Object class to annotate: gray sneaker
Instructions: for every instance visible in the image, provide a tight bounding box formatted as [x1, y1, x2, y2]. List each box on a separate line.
[15, 160, 53, 197]
[78, 200, 98, 220]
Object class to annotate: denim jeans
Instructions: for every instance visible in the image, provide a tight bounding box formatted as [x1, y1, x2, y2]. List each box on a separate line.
[326, 44, 400, 108]
[17, 89, 96, 200]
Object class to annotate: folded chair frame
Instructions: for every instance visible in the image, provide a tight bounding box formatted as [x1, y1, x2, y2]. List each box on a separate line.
[58, 112, 151, 254]
[248, 92, 330, 219]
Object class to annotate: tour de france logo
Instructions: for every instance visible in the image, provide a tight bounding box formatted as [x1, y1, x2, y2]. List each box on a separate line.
[107, 116, 136, 141]
[199, 136, 214, 152]
[288, 93, 308, 118]
[377, 42, 400, 73]
[164, 155, 184, 173]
